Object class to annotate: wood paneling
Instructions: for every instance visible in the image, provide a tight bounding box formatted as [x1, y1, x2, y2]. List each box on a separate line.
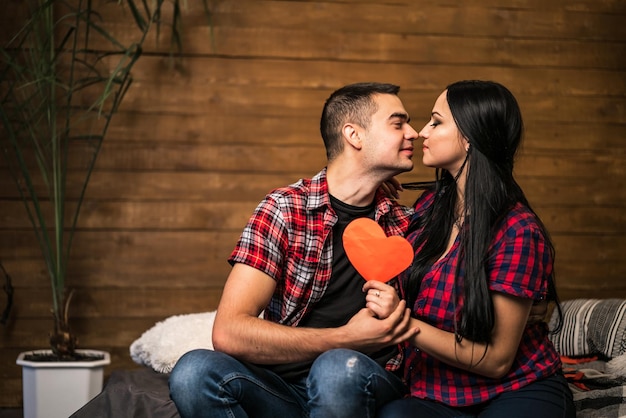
[1, 0, 624, 407]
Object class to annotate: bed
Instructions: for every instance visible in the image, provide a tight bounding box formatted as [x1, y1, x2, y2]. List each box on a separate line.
[70, 299, 626, 418]
[548, 299, 626, 417]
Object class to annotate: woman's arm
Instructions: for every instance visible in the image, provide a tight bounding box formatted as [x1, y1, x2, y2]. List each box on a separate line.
[406, 215, 550, 378]
[408, 292, 532, 379]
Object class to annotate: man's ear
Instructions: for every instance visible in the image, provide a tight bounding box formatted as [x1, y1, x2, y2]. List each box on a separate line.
[343, 123, 362, 150]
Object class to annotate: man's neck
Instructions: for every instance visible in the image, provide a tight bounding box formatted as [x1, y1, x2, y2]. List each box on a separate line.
[325, 163, 380, 207]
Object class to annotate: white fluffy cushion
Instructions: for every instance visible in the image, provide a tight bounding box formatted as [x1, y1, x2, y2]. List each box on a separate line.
[549, 299, 626, 359]
[130, 311, 216, 373]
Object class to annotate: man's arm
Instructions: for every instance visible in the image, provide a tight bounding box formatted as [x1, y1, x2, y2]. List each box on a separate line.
[212, 263, 418, 365]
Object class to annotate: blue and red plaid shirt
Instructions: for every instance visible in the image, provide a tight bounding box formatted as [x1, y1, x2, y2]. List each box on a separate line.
[401, 190, 562, 406]
[228, 168, 413, 369]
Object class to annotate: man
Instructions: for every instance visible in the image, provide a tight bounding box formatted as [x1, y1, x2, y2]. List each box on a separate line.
[169, 82, 420, 417]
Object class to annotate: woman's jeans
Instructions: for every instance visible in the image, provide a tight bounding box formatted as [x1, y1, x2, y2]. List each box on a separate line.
[169, 348, 407, 418]
[378, 372, 575, 418]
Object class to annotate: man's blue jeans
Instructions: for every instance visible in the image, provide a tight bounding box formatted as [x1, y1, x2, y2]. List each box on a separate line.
[169, 348, 407, 418]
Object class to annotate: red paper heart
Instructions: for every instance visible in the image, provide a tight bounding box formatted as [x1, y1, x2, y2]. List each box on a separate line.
[343, 218, 413, 282]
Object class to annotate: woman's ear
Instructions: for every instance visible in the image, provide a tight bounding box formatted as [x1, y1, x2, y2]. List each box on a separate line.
[343, 123, 363, 150]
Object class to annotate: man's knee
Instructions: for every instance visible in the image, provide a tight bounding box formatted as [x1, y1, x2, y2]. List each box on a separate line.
[313, 348, 367, 369]
[309, 349, 371, 385]
[170, 349, 226, 392]
[170, 349, 206, 390]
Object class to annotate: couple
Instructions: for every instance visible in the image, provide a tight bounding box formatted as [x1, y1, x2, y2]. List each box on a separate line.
[169, 81, 575, 418]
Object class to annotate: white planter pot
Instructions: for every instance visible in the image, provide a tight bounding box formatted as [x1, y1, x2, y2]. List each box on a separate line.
[17, 349, 111, 418]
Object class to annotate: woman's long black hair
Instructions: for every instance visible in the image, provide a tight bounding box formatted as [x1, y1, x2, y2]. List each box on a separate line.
[403, 80, 562, 344]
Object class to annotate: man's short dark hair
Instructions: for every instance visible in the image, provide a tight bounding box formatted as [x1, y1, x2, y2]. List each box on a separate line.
[320, 82, 401, 161]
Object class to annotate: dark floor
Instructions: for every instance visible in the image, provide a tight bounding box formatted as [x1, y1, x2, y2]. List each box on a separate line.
[0, 409, 22, 418]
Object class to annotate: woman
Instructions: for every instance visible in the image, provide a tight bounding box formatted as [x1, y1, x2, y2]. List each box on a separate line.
[372, 80, 575, 417]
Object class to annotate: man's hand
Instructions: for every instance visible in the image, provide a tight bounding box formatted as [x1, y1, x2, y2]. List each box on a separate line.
[341, 300, 419, 354]
[527, 299, 549, 325]
[380, 177, 403, 199]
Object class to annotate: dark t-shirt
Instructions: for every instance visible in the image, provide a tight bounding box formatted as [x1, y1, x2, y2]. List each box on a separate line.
[267, 195, 398, 381]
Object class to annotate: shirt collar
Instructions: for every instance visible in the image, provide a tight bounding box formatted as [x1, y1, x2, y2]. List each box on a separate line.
[307, 167, 396, 219]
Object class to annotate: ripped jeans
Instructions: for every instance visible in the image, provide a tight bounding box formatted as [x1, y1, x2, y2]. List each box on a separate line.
[169, 348, 407, 418]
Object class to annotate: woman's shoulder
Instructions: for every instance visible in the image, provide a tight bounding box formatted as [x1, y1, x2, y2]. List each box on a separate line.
[413, 188, 437, 214]
[504, 202, 541, 229]
[496, 203, 547, 244]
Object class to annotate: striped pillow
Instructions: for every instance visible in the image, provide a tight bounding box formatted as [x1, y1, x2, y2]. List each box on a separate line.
[548, 299, 626, 359]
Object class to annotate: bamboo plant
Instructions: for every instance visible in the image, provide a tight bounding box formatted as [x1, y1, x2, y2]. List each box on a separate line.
[0, 0, 206, 359]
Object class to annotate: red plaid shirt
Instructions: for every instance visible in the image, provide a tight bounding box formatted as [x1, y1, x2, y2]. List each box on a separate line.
[401, 190, 562, 406]
[229, 168, 413, 368]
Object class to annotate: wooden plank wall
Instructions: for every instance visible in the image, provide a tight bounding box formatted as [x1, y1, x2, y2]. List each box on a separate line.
[1, 0, 625, 408]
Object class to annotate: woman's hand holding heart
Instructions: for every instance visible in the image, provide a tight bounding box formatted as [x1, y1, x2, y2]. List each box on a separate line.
[343, 217, 413, 320]
[363, 280, 400, 319]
